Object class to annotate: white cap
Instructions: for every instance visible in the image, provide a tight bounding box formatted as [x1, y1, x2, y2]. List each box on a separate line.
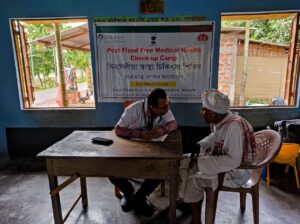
[201, 89, 230, 114]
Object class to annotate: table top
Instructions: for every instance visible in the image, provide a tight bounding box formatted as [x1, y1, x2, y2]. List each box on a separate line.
[37, 130, 182, 159]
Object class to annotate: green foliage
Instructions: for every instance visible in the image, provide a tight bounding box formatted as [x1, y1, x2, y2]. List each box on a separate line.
[222, 17, 293, 45]
[25, 24, 56, 89]
[245, 99, 269, 106]
[25, 24, 54, 41]
[24, 22, 90, 89]
[64, 50, 91, 71]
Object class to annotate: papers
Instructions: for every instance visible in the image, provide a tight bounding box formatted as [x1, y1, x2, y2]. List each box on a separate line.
[131, 134, 168, 142]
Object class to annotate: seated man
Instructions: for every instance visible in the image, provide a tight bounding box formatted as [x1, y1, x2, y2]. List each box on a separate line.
[110, 88, 177, 216]
[179, 89, 256, 224]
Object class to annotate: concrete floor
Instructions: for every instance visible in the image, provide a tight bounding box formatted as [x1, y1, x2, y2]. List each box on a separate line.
[0, 157, 300, 224]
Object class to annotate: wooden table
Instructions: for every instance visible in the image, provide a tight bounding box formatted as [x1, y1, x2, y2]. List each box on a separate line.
[37, 130, 182, 224]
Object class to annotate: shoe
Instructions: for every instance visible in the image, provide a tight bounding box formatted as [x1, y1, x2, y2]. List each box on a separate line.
[120, 194, 134, 212]
[176, 199, 192, 214]
[133, 196, 155, 217]
[190, 218, 202, 224]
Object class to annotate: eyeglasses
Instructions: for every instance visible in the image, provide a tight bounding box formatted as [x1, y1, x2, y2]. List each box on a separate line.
[157, 104, 169, 110]
[201, 107, 210, 114]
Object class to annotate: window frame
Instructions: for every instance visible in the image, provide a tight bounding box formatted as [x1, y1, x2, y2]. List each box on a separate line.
[218, 11, 300, 109]
[10, 17, 95, 110]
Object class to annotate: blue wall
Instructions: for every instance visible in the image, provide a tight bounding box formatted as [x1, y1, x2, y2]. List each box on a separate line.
[1, 0, 300, 153]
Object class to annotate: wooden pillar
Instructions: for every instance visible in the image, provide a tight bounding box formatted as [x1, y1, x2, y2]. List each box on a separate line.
[239, 21, 250, 106]
[54, 23, 67, 107]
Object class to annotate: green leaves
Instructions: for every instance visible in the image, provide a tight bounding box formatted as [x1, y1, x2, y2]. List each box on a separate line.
[222, 16, 293, 45]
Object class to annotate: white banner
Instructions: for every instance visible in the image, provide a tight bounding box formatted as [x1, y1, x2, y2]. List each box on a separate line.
[94, 21, 214, 102]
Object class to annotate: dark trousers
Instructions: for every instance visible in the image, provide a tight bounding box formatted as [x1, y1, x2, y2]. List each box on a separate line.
[109, 177, 161, 198]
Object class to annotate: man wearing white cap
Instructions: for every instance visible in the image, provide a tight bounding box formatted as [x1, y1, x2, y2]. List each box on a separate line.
[179, 89, 256, 224]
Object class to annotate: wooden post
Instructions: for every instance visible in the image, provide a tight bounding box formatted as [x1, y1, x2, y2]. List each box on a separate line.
[239, 21, 250, 106]
[80, 177, 88, 209]
[46, 159, 63, 224]
[54, 23, 67, 107]
[169, 160, 179, 224]
[86, 67, 93, 95]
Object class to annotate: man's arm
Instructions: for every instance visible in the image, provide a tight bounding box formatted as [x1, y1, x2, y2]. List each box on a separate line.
[151, 108, 177, 138]
[115, 125, 141, 139]
[115, 101, 143, 139]
[198, 132, 216, 154]
[150, 120, 177, 138]
[197, 123, 243, 176]
[116, 120, 177, 139]
[115, 126, 156, 140]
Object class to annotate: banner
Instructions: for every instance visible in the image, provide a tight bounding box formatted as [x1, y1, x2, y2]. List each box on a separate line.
[94, 21, 214, 102]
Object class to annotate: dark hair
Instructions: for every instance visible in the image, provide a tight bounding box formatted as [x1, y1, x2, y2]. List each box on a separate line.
[147, 88, 167, 107]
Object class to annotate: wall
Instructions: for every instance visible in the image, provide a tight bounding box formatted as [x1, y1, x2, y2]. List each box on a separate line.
[218, 35, 238, 102]
[219, 33, 288, 106]
[1, 0, 300, 154]
[236, 42, 288, 105]
[235, 56, 288, 104]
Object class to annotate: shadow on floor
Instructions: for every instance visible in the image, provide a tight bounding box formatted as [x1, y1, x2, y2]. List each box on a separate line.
[0, 157, 300, 224]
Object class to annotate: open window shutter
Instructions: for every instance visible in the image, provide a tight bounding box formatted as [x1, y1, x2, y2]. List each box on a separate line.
[19, 22, 35, 107]
[12, 21, 35, 108]
[12, 21, 27, 107]
[284, 13, 300, 105]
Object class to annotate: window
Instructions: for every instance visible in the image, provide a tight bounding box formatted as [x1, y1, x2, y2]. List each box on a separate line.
[218, 12, 300, 107]
[10, 18, 95, 109]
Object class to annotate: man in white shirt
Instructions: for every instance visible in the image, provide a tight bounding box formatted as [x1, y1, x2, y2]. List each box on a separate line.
[110, 88, 177, 216]
[179, 89, 256, 224]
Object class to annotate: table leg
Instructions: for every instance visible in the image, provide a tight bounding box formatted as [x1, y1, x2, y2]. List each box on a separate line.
[80, 177, 88, 209]
[47, 160, 63, 224]
[169, 161, 179, 224]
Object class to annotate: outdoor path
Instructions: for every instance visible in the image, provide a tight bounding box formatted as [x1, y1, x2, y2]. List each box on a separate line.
[34, 82, 88, 104]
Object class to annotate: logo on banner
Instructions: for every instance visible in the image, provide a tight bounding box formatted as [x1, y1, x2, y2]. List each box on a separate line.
[197, 34, 208, 42]
[97, 34, 125, 42]
[151, 36, 157, 45]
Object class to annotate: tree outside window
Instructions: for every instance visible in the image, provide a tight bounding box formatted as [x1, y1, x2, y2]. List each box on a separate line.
[218, 12, 299, 107]
[11, 18, 95, 109]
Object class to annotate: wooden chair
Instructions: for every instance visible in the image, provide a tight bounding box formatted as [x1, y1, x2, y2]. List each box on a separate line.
[205, 129, 282, 224]
[266, 143, 300, 189]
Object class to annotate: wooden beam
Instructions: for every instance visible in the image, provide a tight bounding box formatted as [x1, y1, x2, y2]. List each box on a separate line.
[78, 43, 90, 48]
[62, 43, 90, 52]
[36, 40, 90, 52]
[37, 40, 53, 46]
[20, 18, 87, 25]
[61, 30, 88, 41]
[50, 174, 79, 196]
[222, 13, 296, 21]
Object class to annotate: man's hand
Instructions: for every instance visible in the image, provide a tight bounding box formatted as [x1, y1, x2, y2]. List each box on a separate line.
[139, 128, 162, 140]
[150, 128, 162, 138]
[194, 144, 200, 157]
[189, 143, 200, 168]
[189, 156, 198, 169]
[139, 130, 152, 140]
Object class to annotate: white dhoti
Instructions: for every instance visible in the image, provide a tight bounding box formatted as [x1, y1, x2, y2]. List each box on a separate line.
[179, 154, 251, 203]
[179, 154, 218, 203]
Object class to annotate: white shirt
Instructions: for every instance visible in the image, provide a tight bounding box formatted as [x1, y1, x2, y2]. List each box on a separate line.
[196, 112, 252, 186]
[116, 99, 175, 130]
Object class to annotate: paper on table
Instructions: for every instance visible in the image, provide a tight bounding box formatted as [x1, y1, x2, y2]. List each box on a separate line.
[131, 134, 168, 142]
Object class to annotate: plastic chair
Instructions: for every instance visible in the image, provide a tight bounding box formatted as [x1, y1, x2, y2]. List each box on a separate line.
[266, 143, 300, 189]
[205, 129, 282, 224]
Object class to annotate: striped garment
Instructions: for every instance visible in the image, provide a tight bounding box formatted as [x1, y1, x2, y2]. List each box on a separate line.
[213, 114, 256, 164]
